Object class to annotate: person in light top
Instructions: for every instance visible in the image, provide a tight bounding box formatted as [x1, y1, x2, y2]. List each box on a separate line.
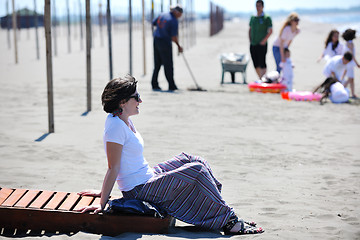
[342, 29, 360, 99]
[323, 51, 353, 83]
[77, 75, 265, 236]
[272, 12, 300, 73]
[317, 30, 344, 62]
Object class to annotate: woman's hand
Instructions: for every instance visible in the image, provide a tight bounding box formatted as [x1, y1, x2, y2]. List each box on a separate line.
[78, 189, 101, 197]
[77, 204, 103, 213]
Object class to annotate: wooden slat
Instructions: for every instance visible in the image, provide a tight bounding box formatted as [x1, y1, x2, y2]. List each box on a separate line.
[14, 190, 40, 208]
[0, 188, 14, 205]
[73, 196, 94, 211]
[1, 189, 27, 207]
[58, 193, 80, 211]
[29, 191, 54, 209]
[0, 207, 172, 236]
[43, 192, 67, 210]
[92, 197, 100, 205]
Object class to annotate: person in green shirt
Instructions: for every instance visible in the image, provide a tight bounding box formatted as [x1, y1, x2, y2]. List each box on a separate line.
[249, 0, 273, 78]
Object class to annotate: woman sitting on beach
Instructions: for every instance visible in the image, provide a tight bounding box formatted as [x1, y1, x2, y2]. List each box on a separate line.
[77, 75, 264, 235]
[342, 29, 360, 99]
[317, 30, 344, 62]
[272, 12, 300, 73]
[313, 77, 349, 104]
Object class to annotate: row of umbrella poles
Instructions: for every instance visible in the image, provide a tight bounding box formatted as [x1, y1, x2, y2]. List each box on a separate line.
[6, 0, 195, 135]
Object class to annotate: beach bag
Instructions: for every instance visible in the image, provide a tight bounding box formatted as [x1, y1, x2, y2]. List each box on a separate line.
[106, 198, 167, 219]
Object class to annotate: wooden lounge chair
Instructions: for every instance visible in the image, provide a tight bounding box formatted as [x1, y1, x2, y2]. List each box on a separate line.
[0, 187, 174, 237]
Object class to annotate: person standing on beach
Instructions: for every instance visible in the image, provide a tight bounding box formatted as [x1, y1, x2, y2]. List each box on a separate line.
[272, 12, 300, 73]
[151, 5, 183, 92]
[249, 0, 273, 79]
[342, 29, 360, 99]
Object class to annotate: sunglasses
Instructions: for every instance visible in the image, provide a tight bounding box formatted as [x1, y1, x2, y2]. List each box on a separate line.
[294, 19, 300, 22]
[128, 93, 141, 102]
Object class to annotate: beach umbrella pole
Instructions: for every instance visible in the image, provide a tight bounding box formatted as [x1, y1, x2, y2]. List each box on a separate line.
[66, 0, 71, 53]
[34, 0, 39, 60]
[6, 0, 11, 49]
[86, 0, 91, 112]
[52, 0, 57, 56]
[11, 0, 18, 64]
[106, 0, 113, 80]
[79, 0, 83, 51]
[142, 0, 146, 75]
[129, 0, 133, 75]
[44, 0, 54, 133]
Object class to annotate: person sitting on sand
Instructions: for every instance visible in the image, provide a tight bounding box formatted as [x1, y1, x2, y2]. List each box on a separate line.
[342, 29, 360, 99]
[77, 75, 264, 235]
[279, 48, 294, 92]
[317, 30, 344, 62]
[313, 77, 349, 104]
[323, 51, 353, 83]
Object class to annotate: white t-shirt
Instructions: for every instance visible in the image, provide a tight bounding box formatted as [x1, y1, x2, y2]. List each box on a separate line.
[323, 55, 347, 81]
[330, 82, 349, 103]
[323, 42, 344, 61]
[103, 114, 154, 191]
[273, 26, 300, 48]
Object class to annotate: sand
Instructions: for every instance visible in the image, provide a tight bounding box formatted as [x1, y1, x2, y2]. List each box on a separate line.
[0, 17, 359, 240]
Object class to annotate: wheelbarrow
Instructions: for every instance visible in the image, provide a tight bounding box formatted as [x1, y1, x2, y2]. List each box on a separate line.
[220, 53, 249, 84]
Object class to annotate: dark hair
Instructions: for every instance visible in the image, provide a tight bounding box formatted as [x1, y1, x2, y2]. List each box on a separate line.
[171, 5, 183, 13]
[325, 30, 339, 51]
[284, 48, 290, 54]
[314, 77, 338, 102]
[342, 29, 356, 41]
[344, 51, 353, 61]
[256, 0, 264, 7]
[101, 75, 137, 114]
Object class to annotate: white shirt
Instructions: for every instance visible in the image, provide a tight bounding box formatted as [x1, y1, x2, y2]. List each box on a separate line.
[323, 42, 344, 61]
[273, 26, 300, 48]
[330, 82, 349, 103]
[342, 40, 357, 68]
[323, 55, 347, 81]
[103, 114, 154, 191]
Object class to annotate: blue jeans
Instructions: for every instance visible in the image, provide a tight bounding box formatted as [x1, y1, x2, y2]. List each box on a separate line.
[272, 46, 281, 73]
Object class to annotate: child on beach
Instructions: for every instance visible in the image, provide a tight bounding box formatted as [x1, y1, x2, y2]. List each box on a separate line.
[317, 30, 344, 62]
[342, 29, 360, 98]
[279, 48, 294, 91]
[313, 77, 349, 104]
[323, 52, 353, 83]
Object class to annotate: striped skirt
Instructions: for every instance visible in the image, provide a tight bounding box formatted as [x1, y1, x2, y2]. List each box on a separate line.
[121, 152, 235, 229]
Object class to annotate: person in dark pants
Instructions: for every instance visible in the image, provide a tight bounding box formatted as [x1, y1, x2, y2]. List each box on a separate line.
[249, 0, 272, 79]
[151, 6, 183, 91]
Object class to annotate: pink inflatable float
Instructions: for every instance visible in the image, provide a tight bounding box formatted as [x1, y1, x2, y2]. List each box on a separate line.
[281, 91, 322, 101]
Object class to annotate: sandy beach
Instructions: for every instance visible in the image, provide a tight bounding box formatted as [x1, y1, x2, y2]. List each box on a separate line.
[0, 17, 360, 240]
